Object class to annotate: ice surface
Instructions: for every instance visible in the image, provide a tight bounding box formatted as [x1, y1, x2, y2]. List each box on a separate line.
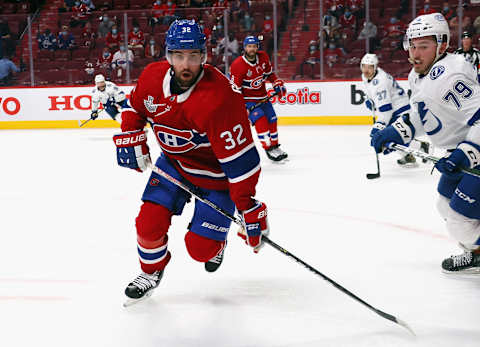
[1, 126, 479, 347]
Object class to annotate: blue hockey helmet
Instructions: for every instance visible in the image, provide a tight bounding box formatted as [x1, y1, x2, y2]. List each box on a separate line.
[166, 19, 207, 64]
[243, 35, 259, 48]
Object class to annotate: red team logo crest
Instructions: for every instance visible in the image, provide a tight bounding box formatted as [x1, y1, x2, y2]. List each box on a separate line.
[153, 124, 208, 154]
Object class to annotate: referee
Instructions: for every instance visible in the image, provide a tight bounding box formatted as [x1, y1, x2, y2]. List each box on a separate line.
[454, 31, 480, 69]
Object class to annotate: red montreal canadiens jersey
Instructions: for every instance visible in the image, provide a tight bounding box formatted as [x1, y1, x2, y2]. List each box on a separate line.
[230, 51, 279, 101]
[121, 61, 261, 211]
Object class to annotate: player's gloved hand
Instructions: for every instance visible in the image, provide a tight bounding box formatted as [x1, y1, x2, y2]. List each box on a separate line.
[369, 122, 385, 138]
[237, 200, 269, 253]
[90, 110, 99, 120]
[113, 129, 151, 172]
[365, 99, 375, 111]
[435, 148, 470, 179]
[273, 80, 287, 98]
[370, 125, 404, 154]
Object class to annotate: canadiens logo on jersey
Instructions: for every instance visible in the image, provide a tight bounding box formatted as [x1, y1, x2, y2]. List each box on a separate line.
[153, 124, 210, 154]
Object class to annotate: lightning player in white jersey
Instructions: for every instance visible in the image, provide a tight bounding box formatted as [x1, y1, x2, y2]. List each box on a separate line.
[90, 74, 129, 122]
[360, 53, 420, 166]
[371, 13, 480, 273]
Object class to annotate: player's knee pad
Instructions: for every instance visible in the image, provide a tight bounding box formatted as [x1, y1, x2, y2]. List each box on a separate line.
[436, 195, 450, 222]
[449, 174, 480, 219]
[446, 206, 480, 246]
[437, 173, 462, 199]
[184, 231, 225, 263]
[105, 105, 119, 119]
[135, 201, 173, 247]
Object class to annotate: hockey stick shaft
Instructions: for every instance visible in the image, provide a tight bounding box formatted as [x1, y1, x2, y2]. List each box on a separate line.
[79, 109, 105, 127]
[367, 100, 380, 178]
[247, 91, 280, 112]
[388, 143, 480, 179]
[147, 162, 413, 334]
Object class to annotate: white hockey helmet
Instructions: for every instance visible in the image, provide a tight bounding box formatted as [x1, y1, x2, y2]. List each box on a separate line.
[404, 13, 450, 57]
[94, 74, 106, 84]
[360, 53, 378, 70]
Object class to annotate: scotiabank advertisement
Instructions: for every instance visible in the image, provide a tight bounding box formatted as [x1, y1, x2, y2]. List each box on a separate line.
[0, 80, 409, 127]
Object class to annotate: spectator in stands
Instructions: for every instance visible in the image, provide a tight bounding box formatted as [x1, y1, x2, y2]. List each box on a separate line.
[324, 1, 344, 21]
[240, 12, 255, 32]
[213, 0, 227, 18]
[85, 61, 95, 76]
[111, 45, 134, 78]
[59, 0, 75, 12]
[473, 15, 480, 35]
[144, 38, 162, 59]
[57, 25, 76, 50]
[323, 14, 340, 44]
[70, 0, 90, 27]
[383, 17, 405, 40]
[0, 19, 14, 58]
[162, 1, 177, 25]
[81, 0, 95, 10]
[358, 20, 379, 52]
[177, 0, 191, 8]
[151, 0, 164, 27]
[441, 2, 456, 21]
[105, 25, 123, 51]
[97, 47, 113, 74]
[230, 0, 245, 22]
[450, 6, 472, 35]
[300, 40, 320, 79]
[97, 14, 115, 38]
[324, 42, 345, 67]
[417, 0, 436, 16]
[217, 32, 239, 63]
[339, 7, 357, 42]
[263, 15, 274, 34]
[0, 56, 19, 86]
[37, 28, 57, 51]
[128, 25, 145, 53]
[81, 21, 96, 48]
[199, 20, 211, 40]
[346, 0, 364, 21]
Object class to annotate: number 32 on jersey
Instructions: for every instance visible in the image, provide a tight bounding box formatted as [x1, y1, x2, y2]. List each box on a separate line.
[220, 124, 246, 150]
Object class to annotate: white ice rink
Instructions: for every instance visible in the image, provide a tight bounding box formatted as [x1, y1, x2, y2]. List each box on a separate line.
[1, 125, 479, 347]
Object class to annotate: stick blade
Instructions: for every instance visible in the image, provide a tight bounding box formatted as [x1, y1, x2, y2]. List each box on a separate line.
[395, 317, 416, 336]
[366, 173, 380, 179]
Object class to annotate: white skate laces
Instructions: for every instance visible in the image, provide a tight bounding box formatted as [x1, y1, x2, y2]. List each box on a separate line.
[452, 252, 472, 268]
[132, 272, 160, 291]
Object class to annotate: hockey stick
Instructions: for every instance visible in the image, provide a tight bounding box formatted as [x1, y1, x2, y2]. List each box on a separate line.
[366, 102, 380, 179]
[147, 162, 414, 335]
[78, 109, 105, 127]
[247, 91, 280, 112]
[387, 143, 480, 179]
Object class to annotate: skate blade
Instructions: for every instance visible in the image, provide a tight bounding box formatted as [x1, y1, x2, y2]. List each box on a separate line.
[270, 157, 289, 164]
[398, 163, 419, 168]
[442, 268, 480, 275]
[123, 290, 154, 307]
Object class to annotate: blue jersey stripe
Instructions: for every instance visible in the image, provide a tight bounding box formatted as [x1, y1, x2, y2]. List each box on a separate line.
[468, 108, 480, 126]
[379, 103, 393, 112]
[392, 104, 411, 117]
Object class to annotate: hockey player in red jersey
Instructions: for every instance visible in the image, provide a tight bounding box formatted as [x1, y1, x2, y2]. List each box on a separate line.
[230, 35, 288, 162]
[112, 20, 269, 305]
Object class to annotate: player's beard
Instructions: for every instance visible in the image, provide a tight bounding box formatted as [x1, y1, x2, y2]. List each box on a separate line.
[174, 69, 198, 89]
[245, 50, 256, 61]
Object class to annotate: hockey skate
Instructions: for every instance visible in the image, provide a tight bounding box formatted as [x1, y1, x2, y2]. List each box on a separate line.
[205, 246, 225, 273]
[442, 250, 480, 274]
[419, 141, 430, 163]
[397, 154, 418, 168]
[265, 144, 288, 162]
[123, 270, 163, 307]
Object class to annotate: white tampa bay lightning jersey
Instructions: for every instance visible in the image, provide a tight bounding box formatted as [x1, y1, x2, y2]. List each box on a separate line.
[408, 53, 480, 149]
[362, 67, 410, 125]
[91, 81, 126, 111]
